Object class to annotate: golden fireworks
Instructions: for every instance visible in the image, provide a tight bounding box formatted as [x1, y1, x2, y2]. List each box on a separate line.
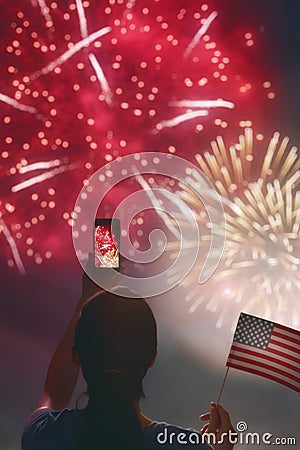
[175, 128, 300, 328]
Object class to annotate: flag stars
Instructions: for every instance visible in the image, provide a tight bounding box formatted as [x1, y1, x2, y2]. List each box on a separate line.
[234, 313, 274, 349]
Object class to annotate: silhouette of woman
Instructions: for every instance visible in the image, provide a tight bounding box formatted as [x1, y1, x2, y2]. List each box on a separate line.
[22, 266, 234, 450]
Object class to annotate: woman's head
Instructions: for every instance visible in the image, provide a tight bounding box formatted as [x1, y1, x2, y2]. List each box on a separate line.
[74, 288, 157, 450]
[74, 287, 157, 401]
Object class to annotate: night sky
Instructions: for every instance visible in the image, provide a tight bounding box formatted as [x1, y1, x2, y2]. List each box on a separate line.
[1, 1, 300, 449]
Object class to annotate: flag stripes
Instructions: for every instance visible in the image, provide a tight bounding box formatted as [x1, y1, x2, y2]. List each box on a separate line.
[226, 313, 300, 392]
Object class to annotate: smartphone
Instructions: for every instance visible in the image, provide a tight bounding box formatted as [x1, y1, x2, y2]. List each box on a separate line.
[94, 218, 120, 268]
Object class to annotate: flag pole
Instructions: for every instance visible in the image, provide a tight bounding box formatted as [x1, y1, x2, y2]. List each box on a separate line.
[216, 367, 229, 405]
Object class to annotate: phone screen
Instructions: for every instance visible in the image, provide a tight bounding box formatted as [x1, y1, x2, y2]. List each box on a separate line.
[94, 218, 120, 268]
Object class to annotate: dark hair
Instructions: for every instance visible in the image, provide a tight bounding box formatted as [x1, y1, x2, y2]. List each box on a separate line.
[74, 287, 157, 450]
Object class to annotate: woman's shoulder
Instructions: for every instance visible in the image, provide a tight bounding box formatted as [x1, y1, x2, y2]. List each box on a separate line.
[22, 409, 212, 450]
[23, 407, 80, 429]
[21, 408, 81, 450]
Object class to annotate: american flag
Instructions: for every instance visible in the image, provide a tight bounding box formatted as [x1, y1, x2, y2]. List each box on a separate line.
[226, 313, 300, 392]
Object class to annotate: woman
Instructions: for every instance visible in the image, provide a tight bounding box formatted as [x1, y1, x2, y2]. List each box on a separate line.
[22, 266, 234, 450]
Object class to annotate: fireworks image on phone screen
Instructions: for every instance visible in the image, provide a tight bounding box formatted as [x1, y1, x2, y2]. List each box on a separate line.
[94, 223, 119, 268]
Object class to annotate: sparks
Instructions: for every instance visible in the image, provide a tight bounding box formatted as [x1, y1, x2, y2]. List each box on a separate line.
[135, 173, 181, 240]
[184, 11, 218, 58]
[75, 0, 113, 106]
[122, 0, 137, 23]
[169, 99, 235, 110]
[0, 92, 37, 114]
[0, 1, 280, 273]
[0, 218, 25, 274]
[18, 159, 63, 174]
[195, 128, 300, 194]
[88, 53, 113, 106]
[157, 110, 209, 129]
[33, 0, 54, 29]
[170, 129, 300, 328]
[30, 26, 112, 80]
[75, 0, 88, 38]
[11, 164, 76, 193]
